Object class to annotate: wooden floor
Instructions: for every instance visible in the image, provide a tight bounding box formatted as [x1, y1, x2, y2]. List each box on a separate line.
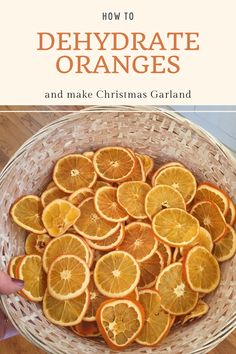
[0, 107, 235, 354]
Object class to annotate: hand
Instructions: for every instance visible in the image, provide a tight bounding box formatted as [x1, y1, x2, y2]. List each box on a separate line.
[0, 271, 24, 340]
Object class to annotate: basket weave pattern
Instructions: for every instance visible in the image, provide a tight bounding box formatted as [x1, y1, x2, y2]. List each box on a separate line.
[0, 110, 236, 354]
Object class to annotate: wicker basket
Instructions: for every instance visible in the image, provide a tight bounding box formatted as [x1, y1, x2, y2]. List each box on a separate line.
[0, 107, 236, 354]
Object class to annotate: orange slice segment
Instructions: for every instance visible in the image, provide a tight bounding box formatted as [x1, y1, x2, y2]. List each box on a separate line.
[181, 299, 209, 325]
[194, 183, 229, 216]
[42, 199, 80, 237]
[125, 154, 146, 182]
[138, 251, 164, 289]
[72, 320, 100, 337]
[156, 262, 198, 315]
[151, 162, 184, 186]
[93, 147, 135, 182]
[145, 185, 186, 219]
[83, 274, 107, 322]
[136, 289, 171, 346]
[18, 255, 47, 302]
[157, 242, 172, 266]
[225, 199, 236, 225]
[152, 208, 199, 247]
[8, 255, 24, 278]
[118, 222, 158, 262]
[25, 233, 51, 255]
[86, 224, 125, 251]
[43, 288, 89, 326]
[94, 250, 140, 297]
[68, 188, 94, 206]
[48, 254, 90, 300]
[53, 154, 97, 193]
[74, 197, 119, 240]
[191, 201, 226, 242]
[96, 298, 144, 350]
[10, 195, 46, 234]
[95, 186, 128, 222]
[193, 227, 213, 252]
[42, 233, 90, 273]
[153, 166, 197, 204]
[136, 153, 154, 177]
[213, 224, 236, 262]
[184, 246, 220, 293]
[117, 181, 151, 219]
[41, 186, 68, 208]
[172, 248, 183, 263]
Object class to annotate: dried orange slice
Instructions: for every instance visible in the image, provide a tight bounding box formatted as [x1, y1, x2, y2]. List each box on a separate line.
[172, 248, 183, 263]
[118, 222, 158, 262]
[74, 197, 119, 240]
[83, 274, 107, 322]
[42, 233, 90, 273]
[136, 154, 154, 177]
[83, 151, 94, 160]
[145, 185, 186, 219]
[213, 224, 236, 262]
[72, 320, 100, 337]
[43, 288, 89, 326]
[8, 255, 24, 278]
[93, 147, 135, 182]
[68, 188, 94, 206]
[86, 224, 125, 251]
[45, 181, 56, 190]
[136, 289, 171, 346]
[157, 242, 172, 266]
[194, 183, 229, 216]
[53, 154, 97, 193]
[18, 255, 47, 302]
[94, 250, 140, 297]
[126, 154, 146, 182]
[41, 186, 68, 208]
[156, 262, 198, 315]
[225, 199, 236, 225]
[25, 233, 51, 255]
[151, 162, 184, 186]
[42, 199, 80, 237]
[127, 287, 139, 301]
[152, 208, 199, 247]
[95, 186, 128, 222]
[117, 181, 151, 219]
[138, 251, 164, 289]
[48, 255, 90, 300]
[191, 201, 226, 242]
[96, 298, 144, 350]
[181, 299, 209, 325]
[184, 246, 220, 293]
[153, 166, 197, 204]
[11, 195, 46, 234]
[93, 180, 111, 192]
[193, 227, 213, 252]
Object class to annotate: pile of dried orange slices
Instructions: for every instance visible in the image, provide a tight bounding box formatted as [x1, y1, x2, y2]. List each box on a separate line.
[9, 146, 236, 350]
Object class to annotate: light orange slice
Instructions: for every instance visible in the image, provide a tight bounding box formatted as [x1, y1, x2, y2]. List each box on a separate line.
[42, 199, 80, 237]
[118, 222, 158, 262]
[11, 195, 46, 234]
[126, 154, 146, 182]
[86, 224, 125, 251]
[213, 224, 236, 262]
[68, 188, 94, 206]
[83, 274, 107, 322]
[184, 246, 220, 293]
[145, 185, 186, 219]
[172, 248, 183, 263]
[136, 289, 171, 346]
[152, 208, 199, 247]
[191, 201, 226, 242]
[157, 242, 172, 266]
[93, 147, 135, 182]
[83, 151, 94, 160]
[47, 255, 90, 300]
[25, 233, 51, 256]
[18, 255, 47, 302]
[151, 162, 184, 186]
[225, 199, 236, 225]
[94, 186, 128, 222]
[156, 262, 198, 315]
[43, 288, 89, 327]
[41, 186, 68, 208]
[181, 299, 209, 325]
[42, 233, 90, 273]
[8, 255, 25, 278]
[194, 183, 229, 216]
[72, 320, 100, 337]
[45, 181, 56, 190]
[96, 298, 144, 350]
[136, 153, 154, 177]
[153, 166, 197, 204]
[53, 154, 97, 193]
[193, 227, 213, 252]
[138, 251, 164, 289]
[73, 197, 119, 240]
[117, 181, 151, 219]
[94, 250, 140, 298]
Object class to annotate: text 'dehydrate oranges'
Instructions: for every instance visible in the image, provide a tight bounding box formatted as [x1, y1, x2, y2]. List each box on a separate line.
[9, 146, 236, 350]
